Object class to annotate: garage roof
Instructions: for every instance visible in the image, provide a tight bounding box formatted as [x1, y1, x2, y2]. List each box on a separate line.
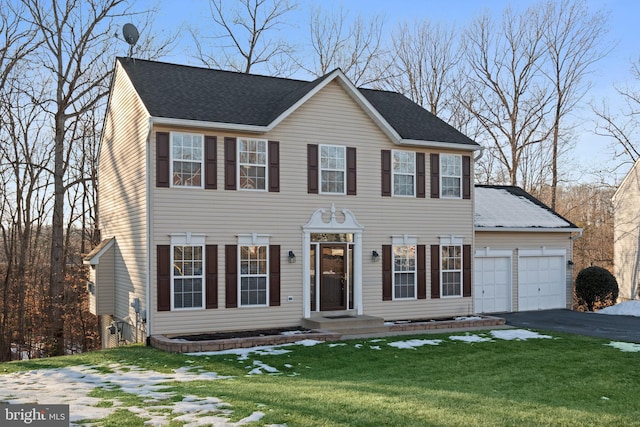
[475, 185, 580, 232]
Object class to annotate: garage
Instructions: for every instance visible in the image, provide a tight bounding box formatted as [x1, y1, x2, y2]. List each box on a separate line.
[474, 252, 511, 313]
[474, 185, 582, 313]
[518, 250, 566, 311]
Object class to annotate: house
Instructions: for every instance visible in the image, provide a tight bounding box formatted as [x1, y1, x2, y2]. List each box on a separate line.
[85, 58, 578, 348]
[612, 158, 640, 301]
[474, 186, 581, 313]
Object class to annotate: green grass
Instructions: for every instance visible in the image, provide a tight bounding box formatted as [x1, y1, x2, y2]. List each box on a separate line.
[2, 330, 640, 426]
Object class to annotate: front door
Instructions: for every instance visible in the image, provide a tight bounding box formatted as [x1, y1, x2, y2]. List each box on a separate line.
[320, 244, 347, 311]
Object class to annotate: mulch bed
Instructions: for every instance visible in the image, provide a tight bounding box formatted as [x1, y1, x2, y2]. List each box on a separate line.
[172, 327, 311, 341]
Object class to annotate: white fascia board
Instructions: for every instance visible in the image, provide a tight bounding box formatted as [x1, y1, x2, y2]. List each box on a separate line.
[151, 117, 268, 134]
[397, 139, 482, 152]
[83, 237, 115, 266]
[612, 157, 640, 203]
[475, 227, 582, 233]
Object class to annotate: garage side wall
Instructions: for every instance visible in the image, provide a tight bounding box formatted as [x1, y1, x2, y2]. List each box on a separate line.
[475, 231, 575, 312]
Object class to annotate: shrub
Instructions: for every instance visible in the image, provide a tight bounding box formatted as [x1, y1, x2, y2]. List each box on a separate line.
[575, 266, 618, 311]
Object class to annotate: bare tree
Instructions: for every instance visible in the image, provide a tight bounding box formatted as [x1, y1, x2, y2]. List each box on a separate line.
[593, 57, 640, 165]
[306, 6, 386, 86]
[459, 7, 553, 188]
[541, 0, 609, 209]
[191, 0, 297, 75]
[382, 20, 459, 118]
[22, 0, 131, 356]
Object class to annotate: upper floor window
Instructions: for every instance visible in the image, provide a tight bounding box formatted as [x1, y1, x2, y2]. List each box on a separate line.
[441, 245, 462, 297]
[392, 150, 415, 196]
[440, 154, 462, 198]
[320, 145, 346, 194]
[239, 138, 267, 190]
[172, 132, 203, 187]
[393, 245, 416, 299]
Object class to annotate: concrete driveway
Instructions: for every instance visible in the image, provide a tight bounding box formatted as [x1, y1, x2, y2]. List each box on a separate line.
[500, 309, 640, 343]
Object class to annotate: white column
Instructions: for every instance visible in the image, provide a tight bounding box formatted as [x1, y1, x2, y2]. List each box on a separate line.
[354, 231, 363, 315]
[303, 232, 311, 318]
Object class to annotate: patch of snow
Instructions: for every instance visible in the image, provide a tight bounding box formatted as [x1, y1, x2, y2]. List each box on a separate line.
[606, 341, 640, 352]
[475, 187, 570, 228]
[280, 330, 307, 336]
[454, 316, 483, 321]
[449, 334, 492, 343]
[328, 343, 346, 347]
[387, 339, 443, 350]
[248, 361, 280, 375]
[597, 301, 640, 317]
[491, 329, 553, 340]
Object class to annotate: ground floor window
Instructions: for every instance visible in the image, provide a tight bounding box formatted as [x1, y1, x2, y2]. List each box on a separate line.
[173, 245, 204, 309]
[394, 245, 416, 299]
[441, 245, 462, 297]
[240, 245, 268, 306]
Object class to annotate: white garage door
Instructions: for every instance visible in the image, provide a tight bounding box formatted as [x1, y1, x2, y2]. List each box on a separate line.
[518, 254, 566, 311]
[474, 256, 511, 313]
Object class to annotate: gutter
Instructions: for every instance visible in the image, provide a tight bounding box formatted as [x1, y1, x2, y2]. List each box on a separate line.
[475, 227, 583, 234]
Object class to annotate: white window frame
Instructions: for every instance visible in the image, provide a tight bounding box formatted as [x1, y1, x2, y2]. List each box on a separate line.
[170, 233, 206, 310]
[237, 234, 270, 307]
[392, 150, 415, 197]
[440, 154, 462, 199]
[238, 138, 268, 191]
[441, 244, 463, 298]
[319, 144, 346, 195]
[391, 235, 418, 300]
[170, 132, 204, 189]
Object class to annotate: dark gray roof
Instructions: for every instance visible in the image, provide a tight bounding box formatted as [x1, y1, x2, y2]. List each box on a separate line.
[117, 58, 479, 147]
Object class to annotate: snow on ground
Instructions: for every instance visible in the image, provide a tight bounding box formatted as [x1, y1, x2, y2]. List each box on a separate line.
[606, 341, 640, 352]
[449, 334, 493, 343]
[598, 300, 640, 317]
[388, 339, 444, 349]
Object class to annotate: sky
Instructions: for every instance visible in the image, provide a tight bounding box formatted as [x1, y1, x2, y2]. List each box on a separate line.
[141, 0, 640, 184]
[3, 315, 639, 425]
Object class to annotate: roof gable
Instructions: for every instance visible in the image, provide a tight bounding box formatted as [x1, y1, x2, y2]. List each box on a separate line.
[475, 185, 579, 231]
[117, 58, 480, 150]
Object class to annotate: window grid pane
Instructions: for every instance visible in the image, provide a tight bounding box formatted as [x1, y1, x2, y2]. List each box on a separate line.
[173, 245, 204, 309]
[441, 245, 462, 297]
[440, 154, 462, 198]
[239, 139, 267, 190]
[320, 145, 346, 194]
[392, 151, 415, 196]
[393, 245, 416, 299]
[240, 245, 268, 306]
[172, 133, 203, 187]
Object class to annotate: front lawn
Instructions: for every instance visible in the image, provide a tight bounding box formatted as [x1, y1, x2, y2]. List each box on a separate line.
[1, 329, 639, 426]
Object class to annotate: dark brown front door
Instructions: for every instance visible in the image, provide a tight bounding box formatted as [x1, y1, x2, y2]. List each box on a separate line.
[320, 244, 347, 311]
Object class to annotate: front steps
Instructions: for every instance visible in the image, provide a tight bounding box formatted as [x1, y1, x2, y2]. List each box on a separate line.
[301, 313, 387, 335]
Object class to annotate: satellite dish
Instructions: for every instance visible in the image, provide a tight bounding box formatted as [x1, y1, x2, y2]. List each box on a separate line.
[122, 23, 139, 46]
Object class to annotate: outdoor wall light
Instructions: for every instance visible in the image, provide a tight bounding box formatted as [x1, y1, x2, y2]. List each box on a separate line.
[567, 260, 574, 266]
[288, 250, 296, 263]
[371, 250, 380, 262]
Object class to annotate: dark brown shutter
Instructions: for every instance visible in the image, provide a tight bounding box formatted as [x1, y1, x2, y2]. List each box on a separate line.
[462, 155, 471, 199]
[463, 244, 472, 297]
[225, 245, 238, 308]
[416, 152, 426, 198]
[347, 147, 357, 195]
[381, 150, 391, 197]
[156, 132, 170, 188]
[431, 245, 440, 299]
[430, 154, 439, 199]
[268, 140, 280, 192]
[206, 245, 218, 309]
[224, 137, 237, 190]
[417, 245, 426, 299]
[157, 245, 171, 311]
[307, 144, 318, 194]
[382, 245, 392, 300]
[205, 136, 217, 190]
[269, 245, 281, 306]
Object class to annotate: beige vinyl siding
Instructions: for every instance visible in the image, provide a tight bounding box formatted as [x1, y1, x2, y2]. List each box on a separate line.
[475, 231, 574, 311]
[150, 80, 475, 335]
[612, 160, 640, 300]
[92, 247, 115, 315]
[99, 62, 149, 331]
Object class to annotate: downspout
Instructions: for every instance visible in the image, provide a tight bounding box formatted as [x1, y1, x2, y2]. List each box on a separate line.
[145, 117, 154, 345]
[474, 146, 485, 161]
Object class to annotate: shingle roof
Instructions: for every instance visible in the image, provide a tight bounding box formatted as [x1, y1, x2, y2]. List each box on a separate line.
[475, 185, 580, 230]
[117, 57, 479, 147]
